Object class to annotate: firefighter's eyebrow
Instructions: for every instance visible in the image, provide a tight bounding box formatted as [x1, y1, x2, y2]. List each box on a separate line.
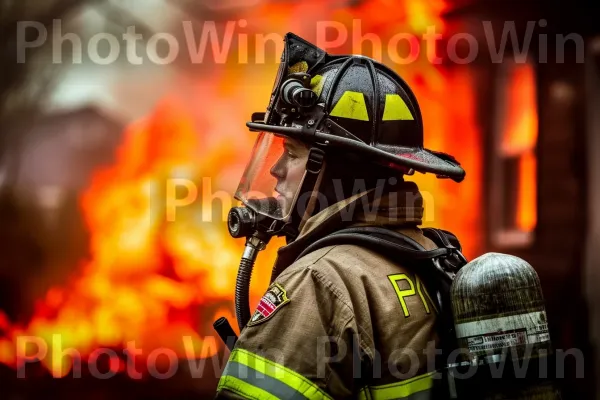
[283, 140, 300, 152]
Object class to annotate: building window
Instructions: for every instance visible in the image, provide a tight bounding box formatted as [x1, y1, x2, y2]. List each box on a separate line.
[490, 58, 538, 247]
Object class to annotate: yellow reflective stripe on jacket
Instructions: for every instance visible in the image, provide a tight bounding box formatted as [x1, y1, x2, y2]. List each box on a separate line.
[217, 348, 333, 400]
[218, 375, 280, 400]
[358, 371, 435, 400]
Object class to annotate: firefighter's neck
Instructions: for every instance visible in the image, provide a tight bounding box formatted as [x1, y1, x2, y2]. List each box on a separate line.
[297, 180, 424, 239]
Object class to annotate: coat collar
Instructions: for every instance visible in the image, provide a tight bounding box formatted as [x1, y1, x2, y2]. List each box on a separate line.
[269, 181, 425, 282]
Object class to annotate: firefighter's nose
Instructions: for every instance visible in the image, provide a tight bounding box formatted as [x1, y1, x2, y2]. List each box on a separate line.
[270, 155, 286, 179]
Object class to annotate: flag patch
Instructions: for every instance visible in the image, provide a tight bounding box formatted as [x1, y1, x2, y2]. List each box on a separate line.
[247, 283, 290, 327]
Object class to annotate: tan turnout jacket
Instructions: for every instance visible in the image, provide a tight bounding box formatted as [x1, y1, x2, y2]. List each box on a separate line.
[217, 182, 442, 399]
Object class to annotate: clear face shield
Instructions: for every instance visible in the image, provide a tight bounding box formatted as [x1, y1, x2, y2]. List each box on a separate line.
[234, 132, 310, 221]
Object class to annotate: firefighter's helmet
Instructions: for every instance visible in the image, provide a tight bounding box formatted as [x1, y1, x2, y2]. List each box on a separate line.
[235, 32, 465, 226]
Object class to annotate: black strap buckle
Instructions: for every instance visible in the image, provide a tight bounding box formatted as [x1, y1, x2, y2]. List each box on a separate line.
[301, 105, 327, 138]
[305, 147, 325, 174]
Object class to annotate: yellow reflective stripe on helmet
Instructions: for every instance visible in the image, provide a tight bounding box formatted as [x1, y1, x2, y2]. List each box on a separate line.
[218, 348, 333, 400]
[358, 371, 435, 400]
[310, 75, 325, 97]
[330, 91, 370, 121]
[288, 61, 309, 74]
[382, 93, 414, 121]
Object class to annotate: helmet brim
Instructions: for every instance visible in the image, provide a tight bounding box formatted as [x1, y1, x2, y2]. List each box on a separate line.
[246, 121, 466, 183]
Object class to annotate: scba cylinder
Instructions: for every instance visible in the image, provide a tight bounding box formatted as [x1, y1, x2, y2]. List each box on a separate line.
[449, 253, 561, 399]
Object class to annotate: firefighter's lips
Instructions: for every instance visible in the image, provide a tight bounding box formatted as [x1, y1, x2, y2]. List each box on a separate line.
[274, 187, 287, 208]
[275, 192, 285, 203]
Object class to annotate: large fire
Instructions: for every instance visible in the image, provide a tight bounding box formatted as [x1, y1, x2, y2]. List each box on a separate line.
[0, 0, 482, 382]
[0, 98, 282, 378]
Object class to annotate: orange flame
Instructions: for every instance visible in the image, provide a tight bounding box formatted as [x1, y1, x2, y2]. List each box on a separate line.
[0, 0, 483, 379]
[503, 63, 538, 232]
[0, 99, 281, 378]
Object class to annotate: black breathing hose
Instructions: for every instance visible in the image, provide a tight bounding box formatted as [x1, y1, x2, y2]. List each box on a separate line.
[217, 204, 271, 346]
[234, 256, 255, 331]
[234, 236, 267, 332]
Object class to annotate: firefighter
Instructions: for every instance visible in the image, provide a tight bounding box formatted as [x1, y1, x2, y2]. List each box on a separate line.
[215, 32, 465, 399]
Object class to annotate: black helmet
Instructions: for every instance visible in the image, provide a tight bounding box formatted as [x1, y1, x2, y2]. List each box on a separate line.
[235, 32, 465, 233]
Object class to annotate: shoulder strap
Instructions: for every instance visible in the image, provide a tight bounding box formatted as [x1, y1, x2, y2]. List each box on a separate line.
[422, 228, 468, 273]
[295, 226, 465, 284]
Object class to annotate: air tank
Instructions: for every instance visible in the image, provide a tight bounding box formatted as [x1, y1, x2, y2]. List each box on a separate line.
[449, 253, 561, 399]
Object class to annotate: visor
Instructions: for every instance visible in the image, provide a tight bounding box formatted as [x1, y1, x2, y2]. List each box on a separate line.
[235, 132, 310, 221]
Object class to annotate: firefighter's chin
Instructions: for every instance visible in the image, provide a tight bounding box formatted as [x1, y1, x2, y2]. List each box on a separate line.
[275, 194, 290, 216]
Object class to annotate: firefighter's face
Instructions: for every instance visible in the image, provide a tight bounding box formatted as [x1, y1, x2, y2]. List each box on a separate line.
[269, 136, 310, 213]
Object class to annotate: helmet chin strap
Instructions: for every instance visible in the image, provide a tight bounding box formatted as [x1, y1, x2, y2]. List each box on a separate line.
[297, 158, 326, 234]
[280, 145, 326, 243]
